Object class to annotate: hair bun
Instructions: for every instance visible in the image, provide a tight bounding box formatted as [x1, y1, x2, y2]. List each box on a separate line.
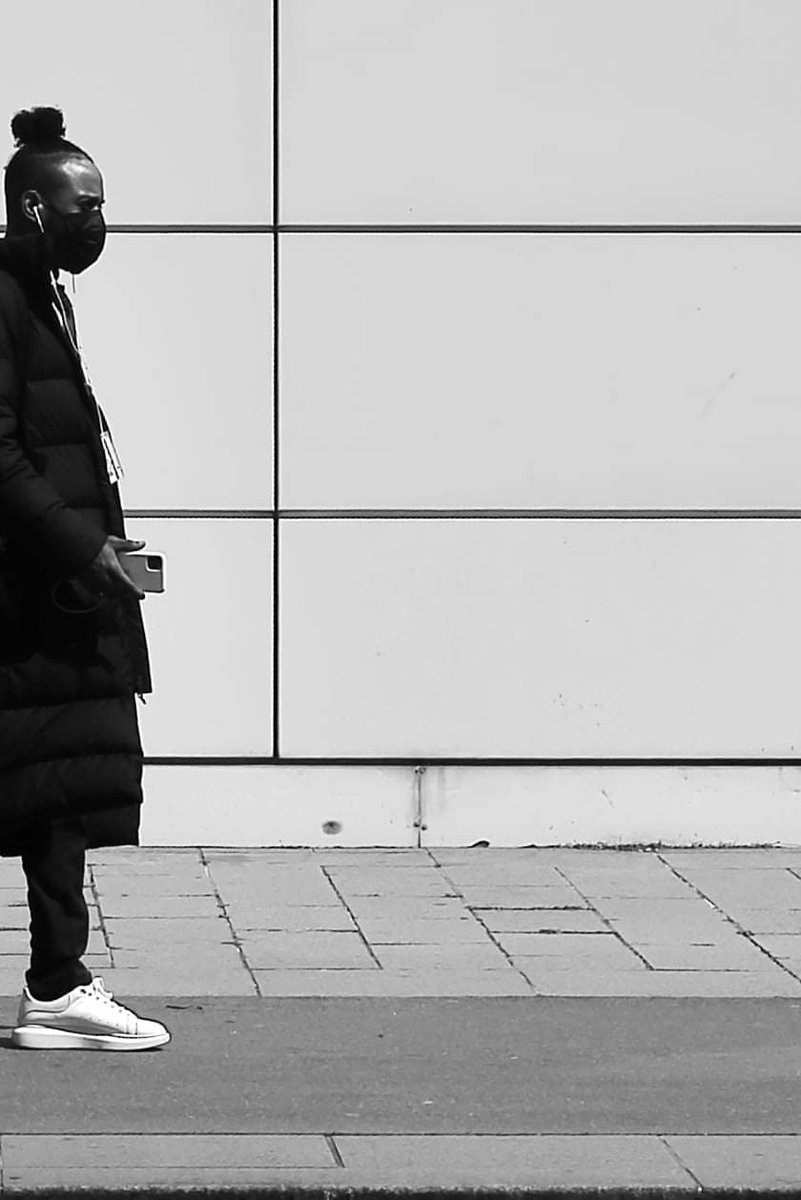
[11, 106, 66, 147]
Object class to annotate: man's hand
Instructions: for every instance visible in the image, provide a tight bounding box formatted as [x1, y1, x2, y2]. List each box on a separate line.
[80, 536, 147, 601]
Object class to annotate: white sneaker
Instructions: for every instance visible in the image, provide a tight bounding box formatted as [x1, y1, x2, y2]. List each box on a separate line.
[12, 977, 171, 1051]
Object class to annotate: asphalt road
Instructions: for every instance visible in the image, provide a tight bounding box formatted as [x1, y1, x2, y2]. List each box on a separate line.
[2, 997, 801, 1136]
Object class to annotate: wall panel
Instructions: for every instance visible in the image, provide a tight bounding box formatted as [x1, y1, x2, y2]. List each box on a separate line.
[280, 233, 801, 510]
[280, 0, 801, 224]
[423, 765, 801, 847]
[0, 0, 272, 224]
[279, 517, 801, 759]
[130, 518, 273, 757]
[75, 234, 273, 510]
[140, 765, 417, 846]
[138, 763, 801, 847]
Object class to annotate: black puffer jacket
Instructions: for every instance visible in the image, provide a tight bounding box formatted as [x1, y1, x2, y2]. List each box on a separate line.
[0, 233, 152, 856]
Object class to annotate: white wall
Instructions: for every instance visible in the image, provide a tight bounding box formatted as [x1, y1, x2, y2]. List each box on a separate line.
[3, 1, 801, 845]
[280, 0, 801, 225]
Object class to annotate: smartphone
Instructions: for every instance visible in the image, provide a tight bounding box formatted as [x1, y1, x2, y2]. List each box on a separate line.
[118, 552, 165, 593]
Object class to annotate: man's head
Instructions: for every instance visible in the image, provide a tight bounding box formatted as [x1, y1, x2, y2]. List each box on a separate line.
[4, 106, 106, 274]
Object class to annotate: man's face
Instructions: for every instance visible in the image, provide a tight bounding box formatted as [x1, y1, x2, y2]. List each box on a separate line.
[22, 156, 107, 274]
[37, 156, 105, 220]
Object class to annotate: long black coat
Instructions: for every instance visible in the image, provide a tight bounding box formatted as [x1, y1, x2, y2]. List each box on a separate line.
[0, 233, 152, 856]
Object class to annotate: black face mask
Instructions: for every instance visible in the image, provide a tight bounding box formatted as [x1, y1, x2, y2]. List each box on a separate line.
[40, 203, 106, 274]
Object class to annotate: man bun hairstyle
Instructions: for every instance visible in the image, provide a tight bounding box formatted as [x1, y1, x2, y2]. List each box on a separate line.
[11, 106, 68, 147]
[4, 105, 93, 224]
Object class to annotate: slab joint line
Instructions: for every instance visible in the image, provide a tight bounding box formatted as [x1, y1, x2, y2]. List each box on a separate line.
[199, 847, 262, 996]
[325, 1134, 345, 1168]
[554, 863, 655, 969]
[319, 867, 384, 967]
[86, 860, 115, 970]
[658, 1134, 704, 1188]
[434, 864, 540, 990]
[656, 852, 801, 981]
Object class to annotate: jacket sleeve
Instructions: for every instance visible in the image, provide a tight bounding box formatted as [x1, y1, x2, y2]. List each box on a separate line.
[0, 279, 106, 578]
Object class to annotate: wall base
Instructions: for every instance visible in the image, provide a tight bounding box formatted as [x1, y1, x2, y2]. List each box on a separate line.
[140, 764, 801, 847]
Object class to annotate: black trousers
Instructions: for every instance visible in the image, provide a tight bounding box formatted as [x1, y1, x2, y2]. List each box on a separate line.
[20, 816, 93, 1000]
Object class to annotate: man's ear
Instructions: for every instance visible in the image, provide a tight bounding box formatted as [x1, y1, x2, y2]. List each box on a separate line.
[20, 189, 44, 228]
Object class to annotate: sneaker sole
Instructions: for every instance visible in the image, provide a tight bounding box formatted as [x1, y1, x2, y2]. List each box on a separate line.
[11, 1025, 170, 1051]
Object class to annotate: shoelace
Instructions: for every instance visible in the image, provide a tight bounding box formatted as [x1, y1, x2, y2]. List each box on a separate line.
[79, 977, 126, 1013]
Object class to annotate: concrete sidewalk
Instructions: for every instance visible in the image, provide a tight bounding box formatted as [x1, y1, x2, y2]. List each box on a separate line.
[2, 845, 801, 1194]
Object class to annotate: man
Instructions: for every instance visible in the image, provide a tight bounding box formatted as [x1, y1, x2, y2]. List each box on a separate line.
[0, 106, 169, 1050]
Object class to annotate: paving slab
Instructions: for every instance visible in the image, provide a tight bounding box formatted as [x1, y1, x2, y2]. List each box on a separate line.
[2, 1132, 335, 1168]
[332, 1134, 690, 1190]
[558, 874, 697, 901]
[106, 938, 239, 958]
[311, 850, 429, 865]
[352, 919, 493, 944]
[750, 933, 801, 958]
[429, 848, 652, 865]
[97, 894, 223, 918]
[603, 914, 735, 939]
[480, 909, 608, 933]
[225, 904, 359, 931]
[436, 866, 566, 887]
[513, 957, 645, 979]
[329, 879, 460, 899]
[105, 940, 247, 963]
[238, 931, 376, 970]
[370, 944, 510, 970]
[670, 869, 801, 909]
[204, 848, 318, 861]
[213, 883, 345, 906]
[0, 960, 35, 992]
[222, 896, 347, 916]
[595, 900, 728, 928]
[206, 862, 328, 879]
[737, 910, 801, 934]
[91, 860, 208, 878]
[456, 886, 586, 908]
[252, 969, 534, 996]
[0, 912, 30, 932]
[344, 896, 470, 917]
[102, 917, 231, 946]
[662, 849, 801, 869]
[0, 931, 36, 954]
[497, 933, 642, 969]
[1, 1166, 345, 1191]
[666, 1134, 801, 1189]
[67, 967, 258, 996]
[87, 848, 201, 859]
[107, 950, 248, 977]
[507, 967, 801, 997]
[716, 908, 801, 929]
[633, 940, 774, 971]
[0, 929, 106, 957]
[92, 877, 218, 897]
[213, 874, 338, 893]
[2, 997, 801, 1136]
[593, 895, 719, 913]
[325, 865, 448, 877]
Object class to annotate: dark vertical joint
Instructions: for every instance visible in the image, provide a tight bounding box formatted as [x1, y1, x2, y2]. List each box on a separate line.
[272, 0, 281, 759]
